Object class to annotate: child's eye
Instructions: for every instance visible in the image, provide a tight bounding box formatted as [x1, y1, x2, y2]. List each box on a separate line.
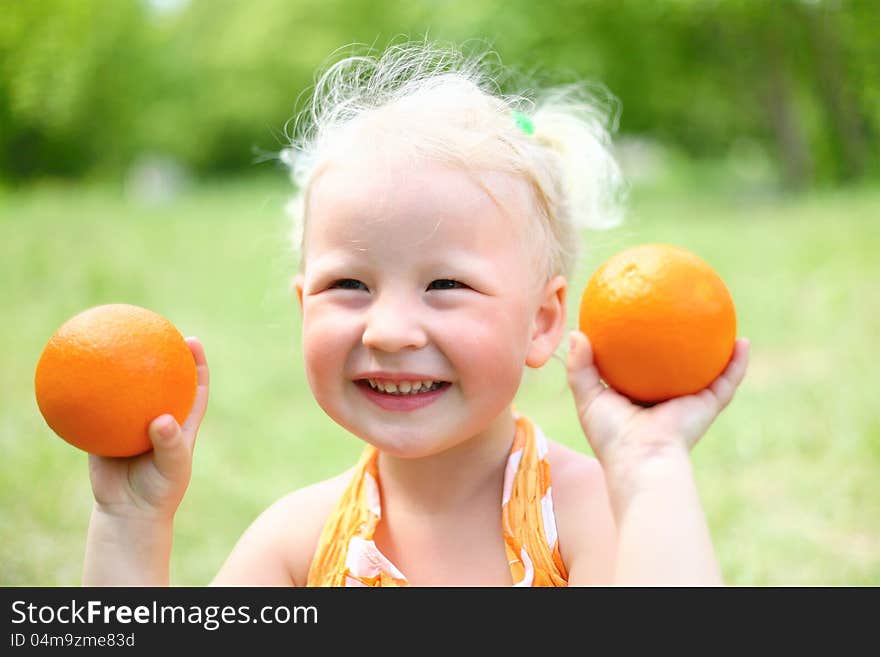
[329, 279, 369, 291]
[427, 279, 467, 291]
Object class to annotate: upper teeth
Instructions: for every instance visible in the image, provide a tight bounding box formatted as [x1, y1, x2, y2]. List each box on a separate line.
[367, 379, 441, 395]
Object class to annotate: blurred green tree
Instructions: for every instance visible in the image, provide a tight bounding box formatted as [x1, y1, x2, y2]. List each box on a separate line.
[0, 0, 877, 187]
[0, 0, 154, 178]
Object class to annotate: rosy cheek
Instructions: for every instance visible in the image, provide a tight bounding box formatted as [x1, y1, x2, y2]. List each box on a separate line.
[456, 314, 527, 385]
[302, 310, 348, 377]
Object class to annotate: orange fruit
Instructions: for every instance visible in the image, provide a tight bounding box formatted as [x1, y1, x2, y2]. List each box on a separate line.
[578, 243, 737, 403]
[34, 304, 197, 457]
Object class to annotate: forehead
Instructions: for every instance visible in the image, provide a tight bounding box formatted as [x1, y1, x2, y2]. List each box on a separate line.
[304, 153, 536, 258]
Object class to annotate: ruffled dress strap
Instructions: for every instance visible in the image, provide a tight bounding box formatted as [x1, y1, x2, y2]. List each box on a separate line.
[306, 447, 407, 587]
[503, 414, 568, 586]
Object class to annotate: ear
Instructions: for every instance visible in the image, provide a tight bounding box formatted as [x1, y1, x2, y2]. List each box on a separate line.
[525, 275, 568, 368]
[293, 273, 305, 311]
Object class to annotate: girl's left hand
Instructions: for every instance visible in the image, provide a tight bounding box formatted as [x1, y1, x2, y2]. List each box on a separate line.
[565, 331, 750, 469]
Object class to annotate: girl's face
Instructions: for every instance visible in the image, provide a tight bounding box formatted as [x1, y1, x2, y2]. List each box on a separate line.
[296, 153, 565, 458]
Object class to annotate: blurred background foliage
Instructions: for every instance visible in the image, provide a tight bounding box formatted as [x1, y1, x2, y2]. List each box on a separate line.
[1, 0, 878, 189]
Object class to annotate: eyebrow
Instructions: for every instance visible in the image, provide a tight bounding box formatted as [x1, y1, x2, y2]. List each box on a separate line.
[303, 252, 358, 275]
[305, 248, 495, 276]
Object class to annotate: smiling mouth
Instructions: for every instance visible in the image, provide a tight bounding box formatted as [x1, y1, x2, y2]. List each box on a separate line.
[355, 379, 451, 396]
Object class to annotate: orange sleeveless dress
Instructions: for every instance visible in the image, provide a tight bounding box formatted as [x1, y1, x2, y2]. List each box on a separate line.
[306, 413, 568, 586]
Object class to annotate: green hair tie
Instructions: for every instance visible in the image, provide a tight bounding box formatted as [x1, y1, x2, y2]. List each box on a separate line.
[512, 110, 534, 136]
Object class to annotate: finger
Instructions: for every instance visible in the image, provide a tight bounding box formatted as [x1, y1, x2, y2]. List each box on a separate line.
[706, 338, 750, 411]
[181, 336, 210, 439]
[148, 414, 191, 481]
[566, 330, 608, 416]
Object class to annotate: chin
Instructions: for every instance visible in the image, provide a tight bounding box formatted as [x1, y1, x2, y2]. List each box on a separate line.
[365, 428, 446, 459]
[350, 420, 458, 459]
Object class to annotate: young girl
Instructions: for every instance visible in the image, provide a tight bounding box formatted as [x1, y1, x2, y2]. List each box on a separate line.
[83, 42, 749, 587]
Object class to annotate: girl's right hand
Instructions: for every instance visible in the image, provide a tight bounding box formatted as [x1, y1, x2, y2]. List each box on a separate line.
[87, 337, 210, 521]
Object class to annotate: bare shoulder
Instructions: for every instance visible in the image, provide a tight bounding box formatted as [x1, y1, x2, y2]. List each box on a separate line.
[211, 468, 353, 587]
[547, 440, 618, 586]
[547, 440, 603, 490]
[267, 469, 355, 585]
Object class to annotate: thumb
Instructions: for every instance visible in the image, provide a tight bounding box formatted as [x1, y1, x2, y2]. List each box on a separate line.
[566, 330, 607, 417]
[148, 414, 191, 481]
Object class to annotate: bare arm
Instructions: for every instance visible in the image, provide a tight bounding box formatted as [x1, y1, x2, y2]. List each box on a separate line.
[566, 332, 749, 586]
[83, 512, 175, 586]
[605, 446, 721, 585]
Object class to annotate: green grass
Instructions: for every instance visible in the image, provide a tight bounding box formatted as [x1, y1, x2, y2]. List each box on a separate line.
[2, 174, 878, 586]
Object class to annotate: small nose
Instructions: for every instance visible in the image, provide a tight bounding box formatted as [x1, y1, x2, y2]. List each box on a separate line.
[362, 292, 428, 352]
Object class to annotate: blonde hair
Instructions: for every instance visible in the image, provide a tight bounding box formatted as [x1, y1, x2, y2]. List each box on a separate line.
[282, 40, 625, 280]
